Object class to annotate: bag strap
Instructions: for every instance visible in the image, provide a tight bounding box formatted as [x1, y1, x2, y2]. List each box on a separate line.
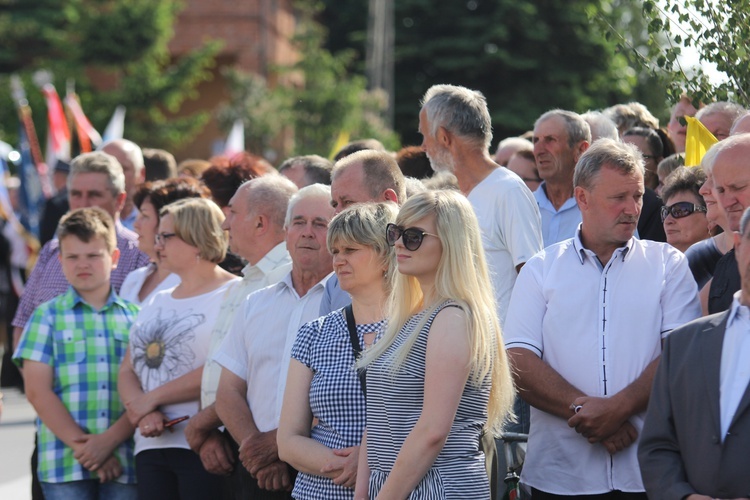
[344, 304, 367, 396]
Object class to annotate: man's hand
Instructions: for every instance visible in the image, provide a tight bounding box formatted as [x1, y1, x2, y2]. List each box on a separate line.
[320, 446, 359, 488]
[600, 421, 638, 455]
[96, 455, 123, 483]
[73, 433, 117, 471]
[124, 393, 156, 427]
[255, 461, 292, 492]
[185, 417, 212, 453]
[238, 430, 278, 476]
[199, 430, 235, 476]
[567, 396, 628, 442]
[138, 411, 166, 438]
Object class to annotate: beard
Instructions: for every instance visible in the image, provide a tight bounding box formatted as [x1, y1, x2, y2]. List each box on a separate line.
[427, 147, 456, 173]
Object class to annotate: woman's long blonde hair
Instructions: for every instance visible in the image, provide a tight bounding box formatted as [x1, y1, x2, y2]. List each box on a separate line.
[359, 190, 515, 434]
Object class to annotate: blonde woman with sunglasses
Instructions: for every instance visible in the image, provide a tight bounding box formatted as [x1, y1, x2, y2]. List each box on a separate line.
[354, 190, 515, 499]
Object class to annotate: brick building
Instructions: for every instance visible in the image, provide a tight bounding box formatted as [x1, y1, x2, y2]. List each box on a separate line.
[168, 0, 297, 161]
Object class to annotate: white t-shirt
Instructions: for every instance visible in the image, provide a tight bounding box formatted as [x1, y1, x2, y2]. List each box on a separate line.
[467, 167, 543, 326]
[129, 278, 238, 454]
[119, 264, 181, 306]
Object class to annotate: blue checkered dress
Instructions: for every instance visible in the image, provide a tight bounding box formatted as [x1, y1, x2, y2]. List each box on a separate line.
[290, 308, 385, 499]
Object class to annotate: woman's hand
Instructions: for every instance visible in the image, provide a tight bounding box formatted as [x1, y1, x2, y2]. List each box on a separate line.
[138, 410, 166, 438]
[124, 392, 157, 427]
[321, 445, 359, 488]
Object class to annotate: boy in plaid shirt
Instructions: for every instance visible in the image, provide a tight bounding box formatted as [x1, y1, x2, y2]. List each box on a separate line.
[14, 207, 139, 499]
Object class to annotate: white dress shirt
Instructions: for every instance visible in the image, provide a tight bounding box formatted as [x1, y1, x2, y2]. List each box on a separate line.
[504, 227, 700, 495]
[213, 271, 330, 432]
[720, 292, 750, 440]
[200, 243, 292, 407]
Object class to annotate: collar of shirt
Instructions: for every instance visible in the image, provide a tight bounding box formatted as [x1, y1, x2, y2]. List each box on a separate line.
[533, 182, 578, 213]
[572, 224, 633, 266]
[62, 285, 128, 311]
[279, 270, 332, 299]
[242, 242, 290, 280]
[726, 290, 750, 328]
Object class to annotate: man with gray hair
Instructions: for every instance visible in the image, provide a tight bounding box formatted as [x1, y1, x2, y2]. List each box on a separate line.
[494, 136, 532, 166]
[185, 176, 298, 489]
[319, 149, 405, 314]
[100, 139, 146, 231]
[706, 133, 750, 313]
[215, 184, 334, 498]
[505, 139, 700, 498]
[580, 111, 619, 142]
[697, 101, 746, 141]
[533, 109, 591, 246]
[13, 152, 149, 348]
[419, 84, 542, 325]
[278, 155, 333, 188]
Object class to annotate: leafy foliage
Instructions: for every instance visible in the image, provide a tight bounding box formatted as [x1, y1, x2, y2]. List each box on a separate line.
[0, 0, 219, 151]
[633, 0, 749, 106]
[321, 0, 659, 147]
[215, 2, 398, 159]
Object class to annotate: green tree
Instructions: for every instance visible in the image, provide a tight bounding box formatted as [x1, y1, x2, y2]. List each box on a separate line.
[0, 0, 219, 150]
[636, 0, 749, 107]
[274, 1, 399, 157]
[321, 0, 667, 147]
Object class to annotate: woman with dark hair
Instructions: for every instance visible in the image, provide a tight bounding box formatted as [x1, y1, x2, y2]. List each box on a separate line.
[120, 177, 209, 305]
[661, 166, 708, 253]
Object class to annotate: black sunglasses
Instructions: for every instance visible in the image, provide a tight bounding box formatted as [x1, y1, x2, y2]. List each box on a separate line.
[386, 223, 438, 251]
[660, 201, 707, 223]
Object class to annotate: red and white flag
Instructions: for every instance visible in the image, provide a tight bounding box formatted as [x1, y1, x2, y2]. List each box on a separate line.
[64, 92, 102, 152]
[41, 84, 71, 167]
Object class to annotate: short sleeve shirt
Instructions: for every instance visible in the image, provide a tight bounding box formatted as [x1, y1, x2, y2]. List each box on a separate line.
[13, 287, 140, 484]
[467, 167, 543, 326]
[504, 230, 701, 494]
[290, 310, 384, 499]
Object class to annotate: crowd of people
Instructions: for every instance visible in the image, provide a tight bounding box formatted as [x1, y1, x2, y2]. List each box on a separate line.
[4, 82, 750, 500]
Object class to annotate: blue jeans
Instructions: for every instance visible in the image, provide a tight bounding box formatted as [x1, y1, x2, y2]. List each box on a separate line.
[40, 480, 137, 500]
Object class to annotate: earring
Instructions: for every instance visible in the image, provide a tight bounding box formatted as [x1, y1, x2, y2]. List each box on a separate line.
[196, 254, 201, 263]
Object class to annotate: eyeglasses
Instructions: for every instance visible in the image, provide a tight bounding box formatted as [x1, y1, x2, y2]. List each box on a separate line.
[386, 223, 438, 251]
[155, 232, 177, 245]
[660, 201, 707, 223]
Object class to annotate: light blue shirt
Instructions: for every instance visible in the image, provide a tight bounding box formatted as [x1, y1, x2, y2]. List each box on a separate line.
[533, 182, 581, 248]
[319, 274, 351, 315]
[720, 291, 750, 440]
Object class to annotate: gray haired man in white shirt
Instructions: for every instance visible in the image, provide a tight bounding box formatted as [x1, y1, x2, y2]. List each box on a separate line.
[214, 184, 335, 498]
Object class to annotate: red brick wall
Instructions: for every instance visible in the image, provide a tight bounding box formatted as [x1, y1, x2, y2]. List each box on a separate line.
[167, 0, 298, 161]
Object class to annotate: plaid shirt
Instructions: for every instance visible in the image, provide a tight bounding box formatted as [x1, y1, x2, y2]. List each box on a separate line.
[12, 221, 149, 329]
[13, 287, 140, 484]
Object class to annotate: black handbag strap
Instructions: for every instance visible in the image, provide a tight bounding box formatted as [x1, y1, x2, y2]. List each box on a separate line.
[344, 304, 367, 396]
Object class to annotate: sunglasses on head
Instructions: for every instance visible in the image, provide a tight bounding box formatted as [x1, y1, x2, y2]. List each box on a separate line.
[386, 223, 438, 251]
[660, 201, 707, 223]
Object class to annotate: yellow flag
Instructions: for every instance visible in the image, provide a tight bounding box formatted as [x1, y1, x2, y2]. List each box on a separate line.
[329, 131, 351, 160]
[684, 116, 718, 167]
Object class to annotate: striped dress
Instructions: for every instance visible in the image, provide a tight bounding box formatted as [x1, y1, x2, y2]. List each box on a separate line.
[366, 301, 492, 499]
